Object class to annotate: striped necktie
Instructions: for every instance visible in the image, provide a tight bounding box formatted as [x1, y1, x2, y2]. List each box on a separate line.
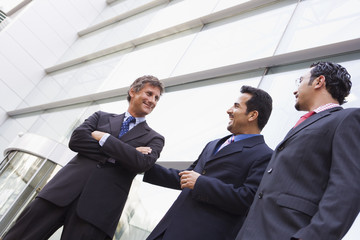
[217, 135, 235, 153]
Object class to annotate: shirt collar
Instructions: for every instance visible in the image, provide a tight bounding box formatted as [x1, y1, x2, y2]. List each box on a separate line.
[313, 103, 340, 113]
[124, 112, 145, 125]
[233, 134, 260, 142]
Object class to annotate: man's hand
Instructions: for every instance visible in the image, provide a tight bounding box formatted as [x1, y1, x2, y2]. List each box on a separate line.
[179, 170, 200, 190]
[136, 147, 152, 154]
[91, 130, 107, 141]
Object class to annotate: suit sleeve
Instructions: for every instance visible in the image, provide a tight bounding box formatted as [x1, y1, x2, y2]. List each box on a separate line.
[100, 133, 165, 174]
[143, 149, 203, 189]
[293, 109, 360, 240]
[191, 150, 272, 215]
[143, 164, 182, 190]
[68, 111, 108, 163]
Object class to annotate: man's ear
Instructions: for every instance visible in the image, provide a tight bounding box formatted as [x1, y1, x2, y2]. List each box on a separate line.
[248, 110, 259, 122]
[129, 87, 135, 98]
[314, 75, 326, 89]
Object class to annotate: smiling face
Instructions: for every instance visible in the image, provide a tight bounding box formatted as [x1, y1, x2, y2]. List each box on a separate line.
[226, 93, 252, 135]
[128, 83, 161, 117]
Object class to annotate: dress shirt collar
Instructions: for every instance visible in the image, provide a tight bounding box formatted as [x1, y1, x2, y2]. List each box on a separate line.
[313, 103, 340, 113]
[124, 111, 145, 126]
[233, 134, 260, 142]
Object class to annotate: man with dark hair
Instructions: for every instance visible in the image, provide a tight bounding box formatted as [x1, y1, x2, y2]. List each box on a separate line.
[3, 75, 165, 240]
[236, 61, 360, 240]
[142, 85, 273, 240]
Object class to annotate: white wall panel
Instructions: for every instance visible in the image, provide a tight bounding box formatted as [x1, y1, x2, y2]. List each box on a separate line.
[0, 118, 26, 142]
[0, 135, 9, 157]
[0, 54, 34, 97]
[6, 18, 58, 68]
[69, 0, 102, 25]
[141, 0, 218, 35]
[0, 109, 7, 126]
[47, 0, 90, 31]
[20, 86, 49, 107]
[100, 28, 199, 92]
[213, 0, 251, 11]
[94, 0, 154, 25]
[276, 0, 360, 54]
[0, 32, 44, 86]
[33, 1, 77, 46]
[0, 80, 22, 111]
[172, 2, 295, 75]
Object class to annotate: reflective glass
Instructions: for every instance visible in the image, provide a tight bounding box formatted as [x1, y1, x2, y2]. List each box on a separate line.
[213, 0, 251, 11]
[172, 2, 295, 75]
[59, 7, 160, 62]
[259, 54, 360, 149]
[146, 73, 262, 161]
[141, 0, 219, 35]
[276, 0, 360, 54]
[21, 51, 125, 107]
[99, 28, 200, 91]
[93, 0, 155, 25]
[0, 152, 43, 219]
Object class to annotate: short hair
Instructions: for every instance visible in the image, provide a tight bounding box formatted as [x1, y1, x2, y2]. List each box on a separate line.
[127, 75, 164, 102]
[241, 85, 273, 131]
[309, 61, 352, 105]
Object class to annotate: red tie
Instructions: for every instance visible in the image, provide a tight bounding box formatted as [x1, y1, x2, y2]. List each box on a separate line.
[293, 111, 315, 128]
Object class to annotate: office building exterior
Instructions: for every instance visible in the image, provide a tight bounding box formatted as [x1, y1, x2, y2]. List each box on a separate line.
[0, 0, 359, 239]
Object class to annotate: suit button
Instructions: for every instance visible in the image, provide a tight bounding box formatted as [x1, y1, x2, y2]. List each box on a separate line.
[278, 145, 284, 151]
[267, 168, 273, 174]
[202, 170, 206, 175]
[97, 163, 103, 168]
[258, 192, 263, 199]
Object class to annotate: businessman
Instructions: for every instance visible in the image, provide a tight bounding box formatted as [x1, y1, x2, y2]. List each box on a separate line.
[3, 75, 165, 240]
[143, 85, 273, 240]
[236, 61, 360, 240]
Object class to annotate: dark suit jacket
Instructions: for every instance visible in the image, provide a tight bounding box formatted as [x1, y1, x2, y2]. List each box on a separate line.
[37, 111, 164, 237]
[144, 135, 273, 240]
[236, 107, 360, 240]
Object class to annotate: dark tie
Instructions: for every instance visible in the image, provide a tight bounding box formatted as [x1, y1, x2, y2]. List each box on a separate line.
[119, 116, 136, 137]
[293, 111, 315, 128]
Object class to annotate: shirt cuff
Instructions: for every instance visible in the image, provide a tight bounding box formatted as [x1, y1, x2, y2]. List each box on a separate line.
[99, 133, 110, 146]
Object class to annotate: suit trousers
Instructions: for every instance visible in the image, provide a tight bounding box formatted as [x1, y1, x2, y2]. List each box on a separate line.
[2, 197, 110, 240]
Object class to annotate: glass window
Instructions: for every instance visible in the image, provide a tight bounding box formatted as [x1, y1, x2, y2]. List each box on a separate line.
[99, 28, 201, 92]
[59, 7, 160, 62]
[146, 73, 262, 162]
[171, 1, 296, 76]
[276, 0, 360, 54]
[140, 0, 219, 35]
[258, 53, 360, 149]
[213, 0, 251, 11]
[93, 0, 155, 25]
[0, 151, 58, 236]
[21, 51, 125, 108]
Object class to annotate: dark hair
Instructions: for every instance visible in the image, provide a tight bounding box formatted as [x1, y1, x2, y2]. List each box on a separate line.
[309, 61, 352, 105]
[241, 85, 272, 131]
[127, 75, 164, 102]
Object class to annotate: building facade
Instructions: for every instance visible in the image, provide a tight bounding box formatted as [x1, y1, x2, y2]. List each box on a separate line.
[0, 0, 359, 239]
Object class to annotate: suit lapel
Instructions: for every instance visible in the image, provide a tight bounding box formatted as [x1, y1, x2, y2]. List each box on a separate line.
[109, 113, 125, 137]
[120, 121, 149, 142]
[206, 135, 264, 164]
[282, 107, 342, 143]
[109, 113, 150, 141]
